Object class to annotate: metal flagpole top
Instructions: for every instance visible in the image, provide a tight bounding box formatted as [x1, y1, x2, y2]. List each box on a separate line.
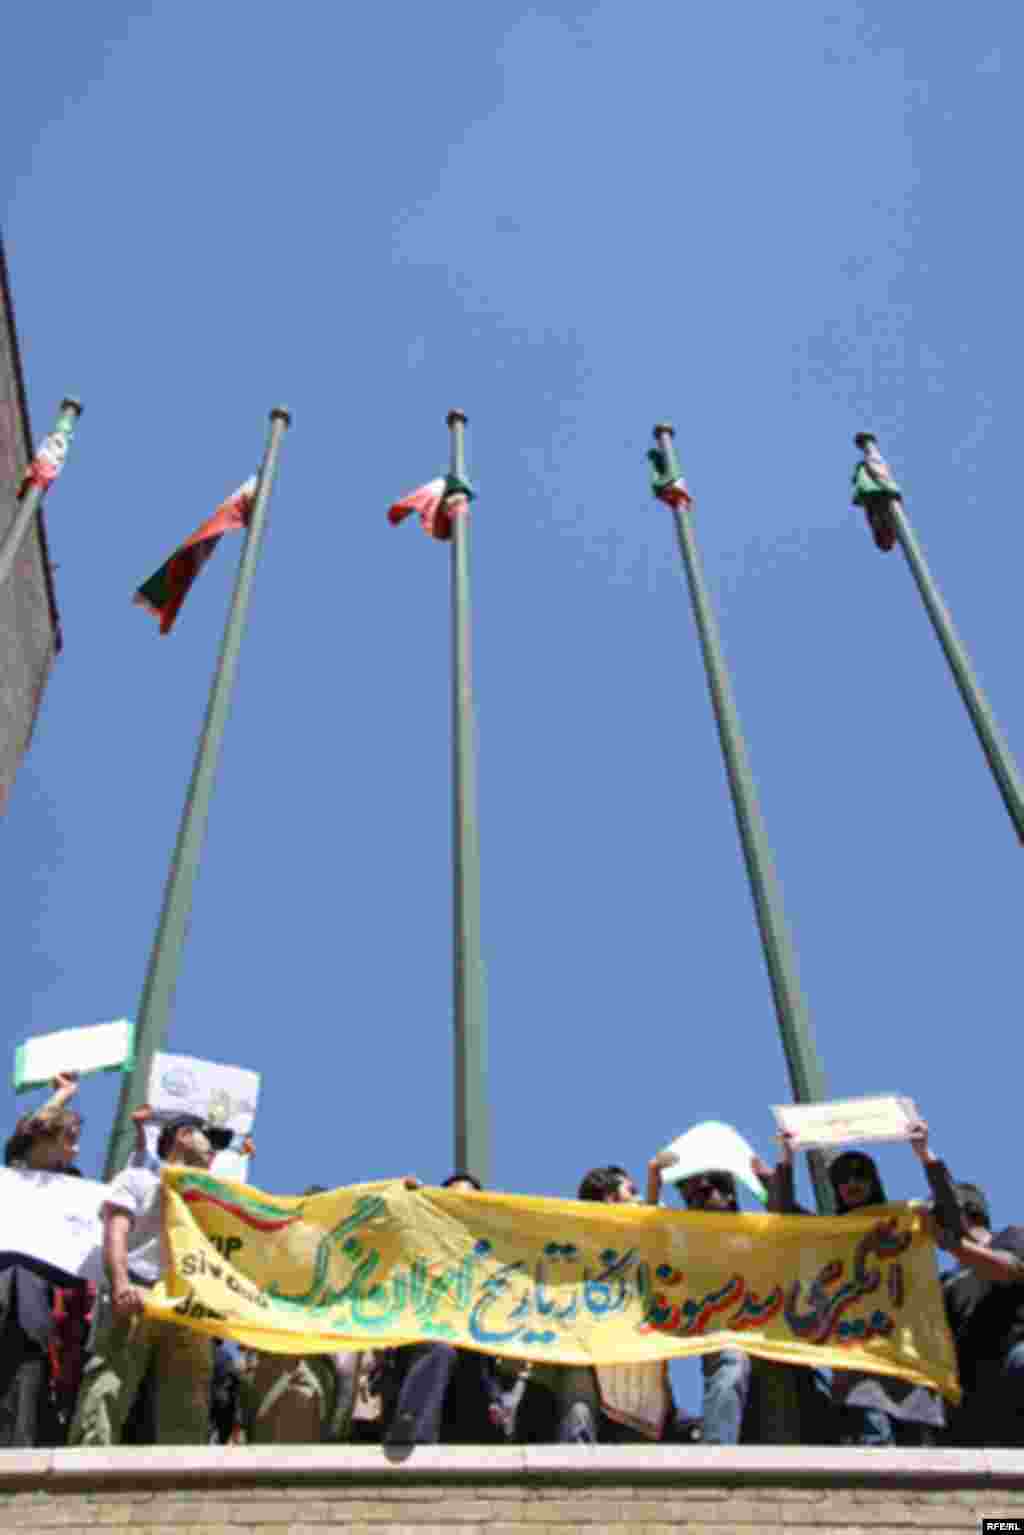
[270, 406, 292, 428]
[446, 408, 468, 427]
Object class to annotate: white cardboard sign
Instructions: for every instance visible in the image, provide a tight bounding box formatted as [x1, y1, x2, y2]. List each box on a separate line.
[146, 1052, 259, 1134]
[13, 1019, 135, 1093]
[771, 1094, 920, 1151]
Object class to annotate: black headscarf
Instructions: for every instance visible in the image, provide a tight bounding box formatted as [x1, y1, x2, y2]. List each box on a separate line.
[828, 1150, 887, 1214]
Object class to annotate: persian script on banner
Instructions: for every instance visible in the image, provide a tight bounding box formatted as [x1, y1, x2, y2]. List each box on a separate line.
[146, 1172, 960, 1404]
[772, 1096, 920, 1151]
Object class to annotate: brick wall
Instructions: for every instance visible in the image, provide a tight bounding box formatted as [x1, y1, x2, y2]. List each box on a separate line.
[1, 1446, 1022, 1534]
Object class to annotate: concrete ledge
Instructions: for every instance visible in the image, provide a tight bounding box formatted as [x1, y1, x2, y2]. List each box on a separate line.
[0, 1444, 1016, 1488]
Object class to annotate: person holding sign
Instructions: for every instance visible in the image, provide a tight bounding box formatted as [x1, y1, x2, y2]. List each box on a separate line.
[0, 1073, 86, 1447]
[69, 1116, 217, 1446]
[771, 1121, 955, 1446]
[648, 1124, 776, 1446]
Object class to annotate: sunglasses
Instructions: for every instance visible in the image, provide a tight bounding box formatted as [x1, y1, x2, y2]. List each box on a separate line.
[681, 1173, 735, 1202]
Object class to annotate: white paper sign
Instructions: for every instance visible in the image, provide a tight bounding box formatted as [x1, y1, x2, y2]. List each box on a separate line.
[13, 1019, 135, 1093]
[657, 1121, 767, 1204]
[772, 1095, 919, 1151]
[0, 1167, 105, 1281]
[146, 1053, 259, 1134]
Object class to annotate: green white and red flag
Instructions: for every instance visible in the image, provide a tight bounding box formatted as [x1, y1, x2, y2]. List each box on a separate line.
[134, 476, 257, 635]
[19, 402, 79, 493]
[656, 477, 692, 510]
[387, 477, 459, 541]
[851, 434, 901, 553]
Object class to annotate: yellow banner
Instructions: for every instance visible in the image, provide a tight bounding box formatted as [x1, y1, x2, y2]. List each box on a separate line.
[145, 1170, 959, 1403]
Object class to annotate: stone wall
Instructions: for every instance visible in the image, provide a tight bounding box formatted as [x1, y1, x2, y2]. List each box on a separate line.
[1, 1445, 1022, 1534]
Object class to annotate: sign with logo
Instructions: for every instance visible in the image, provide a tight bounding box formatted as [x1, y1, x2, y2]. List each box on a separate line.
[144, 1053, 260, 1182]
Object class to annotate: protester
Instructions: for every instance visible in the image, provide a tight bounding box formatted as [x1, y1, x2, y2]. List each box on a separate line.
[649, 1150, 760, 1445]
[383, 1173, 506, 1446]
[940, 1180, 1024, 1447]
[513, 1163, 676, 1444]
[0, 1073, 86, 1447]
[770, 1122, 953, 1446]
[128, 1102, 254, 1173]
[68, 1114, 218, 1445]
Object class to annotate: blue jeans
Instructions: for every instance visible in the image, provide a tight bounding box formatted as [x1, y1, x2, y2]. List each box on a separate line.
[702, 1350, 751, 1445]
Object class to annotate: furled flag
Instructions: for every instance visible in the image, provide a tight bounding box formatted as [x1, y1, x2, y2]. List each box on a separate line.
[647, 447, 692, 510]
[388, 477, 472, 542]
[19, 402, 79, 494]
[851, 432, 901, 553]
[135, 476, 257, 634]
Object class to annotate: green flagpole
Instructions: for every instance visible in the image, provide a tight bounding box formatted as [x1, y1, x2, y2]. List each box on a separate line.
[447, 408, 490, 1185]
[104, 406, 291, 1179]
[650, 423, 831, 1215]
[0, 397, 81, 590]
[853, 432, 1024, 845]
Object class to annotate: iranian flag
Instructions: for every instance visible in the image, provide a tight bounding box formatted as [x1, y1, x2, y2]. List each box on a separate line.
[388, 477, 456, 541]
[135, 476, 257, 635]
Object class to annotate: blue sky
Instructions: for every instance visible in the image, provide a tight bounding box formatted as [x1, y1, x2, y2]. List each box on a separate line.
[3, 3, 1022, 1413]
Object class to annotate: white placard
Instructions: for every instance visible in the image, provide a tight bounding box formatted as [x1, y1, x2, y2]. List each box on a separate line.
[0, 1167, 105, 1282]
[13, 1019, 135, 1093]
[146, 1052, 259, 1134]
[771, 1094, 920, 1151]
[656, 1121, 768, 1204]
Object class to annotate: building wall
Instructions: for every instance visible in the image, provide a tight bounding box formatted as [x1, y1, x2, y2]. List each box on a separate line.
[0, 237, 62, 813]
[0, 1446, 1023, 1535]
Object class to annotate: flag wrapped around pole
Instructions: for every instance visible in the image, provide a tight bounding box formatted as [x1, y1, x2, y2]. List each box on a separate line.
[649, 423, 831, 1215]
[849, 430, 1024, 845]
[0, 396, 82, 593]
[851, 433, 900, 551]
[385, 423, 488, 1183]
[19, 399, 81, 492]
[388, 477, 452, 540]
[135, 476, 257, 635]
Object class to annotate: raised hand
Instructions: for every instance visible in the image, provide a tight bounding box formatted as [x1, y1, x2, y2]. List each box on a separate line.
[908, 1120, 933, 1165]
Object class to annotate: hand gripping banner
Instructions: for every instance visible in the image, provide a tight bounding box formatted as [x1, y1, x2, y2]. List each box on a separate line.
[146, 1170, 959, 1402]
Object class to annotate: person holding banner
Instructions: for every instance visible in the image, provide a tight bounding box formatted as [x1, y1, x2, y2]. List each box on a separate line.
[69, 1115, 218, 1446]
[243, 1187, 363, 1447]
[384, 1174, 507, 1447]
[650, 1152, 760, 1446]
[771, 1123, 952, 1446]
[0, 1072, 86, 1447]
[939, 1181, 1024, 1446]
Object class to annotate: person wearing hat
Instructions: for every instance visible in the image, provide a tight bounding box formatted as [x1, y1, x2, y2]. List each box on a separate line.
[772, 1122, 956, 1446]
[68, 1114, 218, 1445]
[940, 1180, 1024, 1446]
[0, 1072, 85, 1446]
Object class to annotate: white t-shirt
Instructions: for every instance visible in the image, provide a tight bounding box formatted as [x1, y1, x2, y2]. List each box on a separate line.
[104, 1163, 163, 1285]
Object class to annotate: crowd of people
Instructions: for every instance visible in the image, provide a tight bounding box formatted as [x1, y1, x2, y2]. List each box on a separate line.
[1, 1073, 1021, 1452]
